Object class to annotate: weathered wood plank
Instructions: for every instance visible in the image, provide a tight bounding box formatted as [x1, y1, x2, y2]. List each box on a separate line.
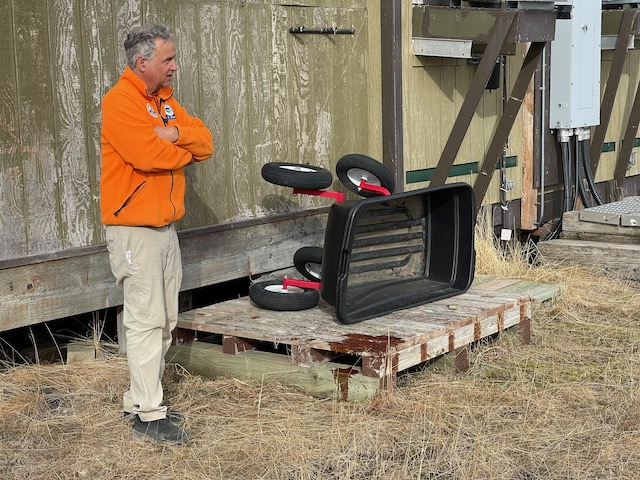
[561, 209, 640, 244]
[310, 7, 335, 172]
[176, 288, 529, 355]
[51, 0, 96, 248]
[0, 0, 27, 259]
[473, 274, 562, 303]
[272, 5, 294, 178]
[520, 44, 537, 230]
[14, 1, 63, 255]
[167, 341, 380, 402]
[80, 0, 119, 242]
[537, 238, 640, 281]
[332, 7, 371, 166]
[0, 209, 327, 332]
[226, 5, 253, 218]
[290, 7, 314, 165]
[247, 2, 278, 216]
[192, 1, 228, 226]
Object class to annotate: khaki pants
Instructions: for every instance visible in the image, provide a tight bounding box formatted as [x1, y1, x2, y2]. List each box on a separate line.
[106, 224, 182, 422]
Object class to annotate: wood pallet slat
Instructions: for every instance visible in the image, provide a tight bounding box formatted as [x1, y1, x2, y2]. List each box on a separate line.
[171, 277, 545, 400]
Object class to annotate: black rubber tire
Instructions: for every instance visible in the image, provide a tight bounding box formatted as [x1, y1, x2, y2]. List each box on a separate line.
[336, 154, 395, 197]
[261, 162, 333, 189]
[293, 246, 323, 281]
[249, 280, 320, 311]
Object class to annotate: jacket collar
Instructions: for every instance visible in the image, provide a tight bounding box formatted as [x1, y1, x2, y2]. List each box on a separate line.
[122, 66, 174, 101]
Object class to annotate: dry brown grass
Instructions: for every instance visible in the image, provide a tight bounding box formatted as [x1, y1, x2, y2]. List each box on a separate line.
[3, 225, 640, 479]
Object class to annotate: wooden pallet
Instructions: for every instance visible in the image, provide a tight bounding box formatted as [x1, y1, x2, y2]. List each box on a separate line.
[169, 277, 549, 401]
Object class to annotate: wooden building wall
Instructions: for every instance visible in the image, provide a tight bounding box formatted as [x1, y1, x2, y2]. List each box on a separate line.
[0, 0, 381, 263]
[597, 48, 640, 183]
[401, 2, 525, 204]
[4, 1, 640, 331]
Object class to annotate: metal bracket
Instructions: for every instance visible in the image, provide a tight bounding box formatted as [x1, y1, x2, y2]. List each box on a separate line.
[290, 26, 355, 35]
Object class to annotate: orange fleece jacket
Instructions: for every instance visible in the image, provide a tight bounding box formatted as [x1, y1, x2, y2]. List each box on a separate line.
[100, 67, 214, 227]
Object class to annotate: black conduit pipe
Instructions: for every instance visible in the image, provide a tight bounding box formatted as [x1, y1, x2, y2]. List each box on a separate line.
[581, 140, 604, 206]
[561, 141, 573, 213]
[547, 139, 573, 240]
[576, 139, 593, 209]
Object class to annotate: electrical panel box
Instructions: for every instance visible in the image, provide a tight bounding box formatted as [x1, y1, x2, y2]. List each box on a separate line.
[549, 0, 601, 129]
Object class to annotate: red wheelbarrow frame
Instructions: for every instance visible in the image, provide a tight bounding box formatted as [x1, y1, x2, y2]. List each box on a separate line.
[283, 179, 391, 291]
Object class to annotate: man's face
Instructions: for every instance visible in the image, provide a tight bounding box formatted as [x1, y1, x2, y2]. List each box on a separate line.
[138, 39, 178, 95]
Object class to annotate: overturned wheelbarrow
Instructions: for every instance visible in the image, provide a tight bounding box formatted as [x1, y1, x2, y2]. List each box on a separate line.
[251, 155, 476, 324]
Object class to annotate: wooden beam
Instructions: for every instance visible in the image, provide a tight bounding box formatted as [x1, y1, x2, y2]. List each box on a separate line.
[537, 238, 640, 282]
[474, 41, 546, 205]
[520, 44, 538, 231]
[454, 345, 470, 372]
[166, 342, 380, 402]
[222, 335, 258, 355]
[430, 10, 517, 186]
[519, 316, 532, 345]
[381, 0, 404, 192]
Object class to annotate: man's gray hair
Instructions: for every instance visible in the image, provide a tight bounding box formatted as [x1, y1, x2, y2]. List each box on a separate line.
[124, 24, 174, 69]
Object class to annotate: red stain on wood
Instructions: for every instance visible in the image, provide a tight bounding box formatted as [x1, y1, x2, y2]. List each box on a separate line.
[333, 367, 359, 401]
[328, 334, 404, 355]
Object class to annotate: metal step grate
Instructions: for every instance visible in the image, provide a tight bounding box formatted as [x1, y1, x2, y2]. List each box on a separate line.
[578, 196, 640, 227]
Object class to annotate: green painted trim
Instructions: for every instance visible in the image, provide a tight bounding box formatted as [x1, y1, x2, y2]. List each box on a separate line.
[504, 155, 517, 168]
[634, 138, 640, 148]
[406, 156, 518, 185]
[602, 142, 616, 153]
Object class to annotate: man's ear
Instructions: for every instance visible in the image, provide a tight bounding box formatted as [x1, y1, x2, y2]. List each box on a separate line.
[136, 56, 145, 71]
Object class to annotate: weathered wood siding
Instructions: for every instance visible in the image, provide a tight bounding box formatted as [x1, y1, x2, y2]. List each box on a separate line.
[597, 48, 640, 184]
[401, 2, 520, 205]
[0, 0, 379, 262]
[402, 3, 640, 210]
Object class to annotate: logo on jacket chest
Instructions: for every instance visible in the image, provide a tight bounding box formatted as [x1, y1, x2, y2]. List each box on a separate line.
[164, 105, 176, 120]
[146, 103, 158, 118]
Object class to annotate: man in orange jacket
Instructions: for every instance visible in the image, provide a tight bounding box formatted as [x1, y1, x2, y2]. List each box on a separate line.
[100, 24, 213, 445]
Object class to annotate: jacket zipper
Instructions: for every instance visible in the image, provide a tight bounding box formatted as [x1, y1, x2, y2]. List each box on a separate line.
[157, 98, 168, 126]
[114, 182, 146, 217]
[169, 171, 176, 221]
[151, 97, 176, 222]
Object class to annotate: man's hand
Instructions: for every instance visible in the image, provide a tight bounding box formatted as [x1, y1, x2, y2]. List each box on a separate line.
[154, 126, 179, 143]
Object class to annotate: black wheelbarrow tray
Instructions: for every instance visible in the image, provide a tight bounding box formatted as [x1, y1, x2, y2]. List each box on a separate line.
[320, 182, 476, 324]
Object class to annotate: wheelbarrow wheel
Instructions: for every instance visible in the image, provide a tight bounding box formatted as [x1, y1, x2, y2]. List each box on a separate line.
[249, 280, 319, 311]
[261, 162, 333, 190]
[336, 154, 395, 197]
[293, 246, 323, 281]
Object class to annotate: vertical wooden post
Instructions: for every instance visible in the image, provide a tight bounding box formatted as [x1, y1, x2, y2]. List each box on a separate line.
[520, 317, 532, 345]
[381, 0, 404, 192]
[454, 345, 470, 372]
[521, 43, 538, 231]
[116, 306, 125, 357]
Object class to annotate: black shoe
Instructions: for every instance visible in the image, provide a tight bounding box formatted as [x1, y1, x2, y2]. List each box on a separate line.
[124, 410, 186, 426]
[132, 417, 190, 445]
[165, 410, 186, 425]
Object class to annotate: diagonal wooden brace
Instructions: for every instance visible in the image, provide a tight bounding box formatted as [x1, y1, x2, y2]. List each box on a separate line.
[430, 10, 517, 186]
[473, 41, 546, 206]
